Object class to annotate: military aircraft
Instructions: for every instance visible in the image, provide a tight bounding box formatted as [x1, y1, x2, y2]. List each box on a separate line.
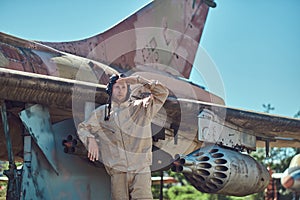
[271, 154, 300, 199]
[0, 0, 300, 199]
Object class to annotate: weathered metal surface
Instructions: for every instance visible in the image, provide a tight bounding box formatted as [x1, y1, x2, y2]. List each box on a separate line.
[41, 0, 209, 79]
[172, 145, 270, 196]
[161, 98, 300, 148]
[20, 108, 110, 200]
[0, 32, 118, 81]
[198, 109, 256, 150]
[0, 68, 108, 109]
[19, 105, 59, 174]
[131, 71, 225, 105]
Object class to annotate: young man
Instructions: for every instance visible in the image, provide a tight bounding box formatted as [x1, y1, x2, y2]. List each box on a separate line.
[77, 74, 169, 200]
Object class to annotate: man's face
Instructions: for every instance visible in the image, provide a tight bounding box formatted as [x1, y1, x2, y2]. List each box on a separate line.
[111, 81, 128, 103]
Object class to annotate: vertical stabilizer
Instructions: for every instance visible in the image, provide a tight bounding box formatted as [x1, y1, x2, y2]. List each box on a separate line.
[42, 0, 212, 78]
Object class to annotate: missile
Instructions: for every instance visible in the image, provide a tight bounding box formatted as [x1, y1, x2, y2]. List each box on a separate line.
[172, 145, 270, 196]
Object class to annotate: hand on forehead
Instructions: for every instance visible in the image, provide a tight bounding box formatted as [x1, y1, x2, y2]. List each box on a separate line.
[116, 78, 127, 84]
[116, 76, 138, 85]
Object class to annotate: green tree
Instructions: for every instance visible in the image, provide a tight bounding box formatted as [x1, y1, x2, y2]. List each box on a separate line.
[262, 103, 275, 113]
[0, 161, 8, 199]
[294, 110, 300, 118]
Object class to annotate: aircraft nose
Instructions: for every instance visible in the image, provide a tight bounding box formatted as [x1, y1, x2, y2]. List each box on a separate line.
[281, 174, 294, 189]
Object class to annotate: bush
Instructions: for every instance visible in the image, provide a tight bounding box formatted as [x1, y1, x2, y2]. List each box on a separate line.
[167, 185, 209, 200]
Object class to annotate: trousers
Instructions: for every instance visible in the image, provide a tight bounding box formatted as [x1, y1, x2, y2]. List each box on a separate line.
[110, 170, 153, 200]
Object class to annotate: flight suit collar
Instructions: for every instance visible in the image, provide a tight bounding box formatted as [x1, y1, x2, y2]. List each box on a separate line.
[111, 100, 130, 109]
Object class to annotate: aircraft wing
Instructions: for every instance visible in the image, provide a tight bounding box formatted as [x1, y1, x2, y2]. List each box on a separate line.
[0, 68, 108, 110]
[0, 31, 118, 161]
[157, 98, 300, 151]
[218, 103, 300, 147]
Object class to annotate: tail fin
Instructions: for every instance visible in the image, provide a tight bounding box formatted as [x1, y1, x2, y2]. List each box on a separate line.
[41, 0, 212, 79]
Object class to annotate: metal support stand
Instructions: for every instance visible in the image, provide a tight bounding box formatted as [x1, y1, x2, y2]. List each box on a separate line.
[1, 101, 21, 200]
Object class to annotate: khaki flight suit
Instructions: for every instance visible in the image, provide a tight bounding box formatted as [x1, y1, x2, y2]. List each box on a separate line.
[77, 79, 169, 200]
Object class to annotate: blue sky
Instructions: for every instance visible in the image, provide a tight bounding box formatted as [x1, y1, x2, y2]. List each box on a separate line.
[1, 0, 299, 118]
